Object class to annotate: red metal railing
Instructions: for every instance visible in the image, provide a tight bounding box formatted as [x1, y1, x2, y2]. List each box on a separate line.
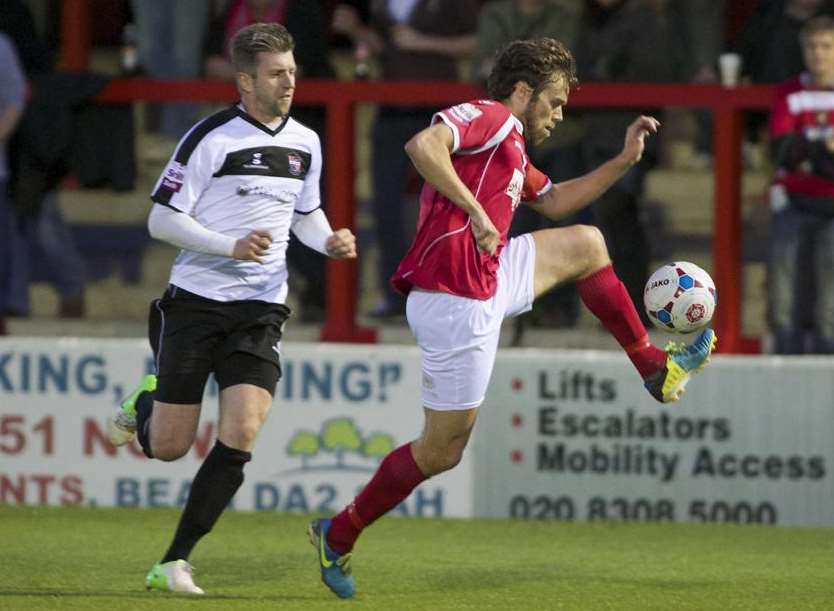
[95, 78, 773, 352]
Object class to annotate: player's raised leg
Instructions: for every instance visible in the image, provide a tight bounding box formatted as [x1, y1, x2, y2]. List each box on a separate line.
[531, 225, 716, 402]
[107, 376, 203, 462]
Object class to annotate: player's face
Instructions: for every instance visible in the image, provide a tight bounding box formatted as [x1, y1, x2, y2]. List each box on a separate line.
[251, 50, 297, 119]
[524, 76, 569, 146]
[803, 32, 834, 81]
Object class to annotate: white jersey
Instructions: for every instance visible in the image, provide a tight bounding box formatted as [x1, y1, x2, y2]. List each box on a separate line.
[150, 105, 322, 303]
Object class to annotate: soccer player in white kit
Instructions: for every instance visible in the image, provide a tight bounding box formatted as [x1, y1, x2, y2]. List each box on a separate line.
[310, 38, 716, 598]
[106, 23, 356, 594]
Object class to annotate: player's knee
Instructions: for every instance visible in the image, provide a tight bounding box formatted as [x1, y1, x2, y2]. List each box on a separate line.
[152, 440, 191, 462]
[221, 420, 262, 451]
[236, 428, 260, 450]
[423, 446, 464, 476]
[577, 224, 607, 255]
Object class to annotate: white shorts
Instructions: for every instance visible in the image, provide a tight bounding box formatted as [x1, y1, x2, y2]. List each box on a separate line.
[406, 234, 536, 410]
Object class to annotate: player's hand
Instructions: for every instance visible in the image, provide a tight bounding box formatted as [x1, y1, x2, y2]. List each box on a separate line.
[326, 228, 357, 259]
[233, 229, 272, 264]
[620, 115, 660, 166]
[470, 212, 500, 256]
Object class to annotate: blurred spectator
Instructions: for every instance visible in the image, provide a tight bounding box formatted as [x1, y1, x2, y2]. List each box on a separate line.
[0, 0, 53, 75]
[130, 0, 211, 142]
[574, 0, 675, 320]
[332, 0, 479, 319]
[204, 0, 336, 322]
[666, 0, 723, 85]
[666, 0, 724, 167]
[204, 0, 334, 81]
[2, 1, 91, 320]
[0, 32, 26, 333]
[767, 15, 834, 353]
[475, 0, 580, 81]
[738, 0, 834, 84]
[737, 0, 834, 149]
[476, 0, 584, 331]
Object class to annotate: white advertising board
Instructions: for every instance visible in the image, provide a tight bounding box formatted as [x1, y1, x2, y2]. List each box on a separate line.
[4, 339, 833, 527]
[0, 339, 473, 518]
[475, 350, 834, 527]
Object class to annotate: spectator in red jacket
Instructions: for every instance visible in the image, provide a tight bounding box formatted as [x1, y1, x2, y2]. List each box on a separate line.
[768, 15, 834, 353]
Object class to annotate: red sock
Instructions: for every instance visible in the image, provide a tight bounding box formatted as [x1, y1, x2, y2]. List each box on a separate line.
[327, 443, 427, 554]
[576, 265, 666, 378]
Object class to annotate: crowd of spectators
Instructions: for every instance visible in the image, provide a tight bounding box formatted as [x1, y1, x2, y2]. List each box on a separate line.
[1, 0, 832, 354]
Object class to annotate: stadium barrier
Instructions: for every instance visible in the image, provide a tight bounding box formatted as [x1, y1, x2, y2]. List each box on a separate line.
[90, 78, 773, 353]
[2, 338, 832, 527]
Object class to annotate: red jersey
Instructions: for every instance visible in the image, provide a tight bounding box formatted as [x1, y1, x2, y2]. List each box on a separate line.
[770, 73, 834, 198]
[391, 100, 551, 300]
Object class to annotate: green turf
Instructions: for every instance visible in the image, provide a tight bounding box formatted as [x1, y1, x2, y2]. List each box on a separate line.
[1, 505, 833, 610]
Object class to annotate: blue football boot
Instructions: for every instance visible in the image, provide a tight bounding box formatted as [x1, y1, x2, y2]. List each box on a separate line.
[644, 328, 717, 403]
[308, 518, 355, 598]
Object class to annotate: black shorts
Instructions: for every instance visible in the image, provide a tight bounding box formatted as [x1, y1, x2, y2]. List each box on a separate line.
[148, 285, 291, 404]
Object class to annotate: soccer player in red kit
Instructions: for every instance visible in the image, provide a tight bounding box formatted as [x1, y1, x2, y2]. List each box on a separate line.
[309, 38, 716, 598]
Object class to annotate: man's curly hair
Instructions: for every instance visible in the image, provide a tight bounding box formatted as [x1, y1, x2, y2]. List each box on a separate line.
[486, 38, 577, 100]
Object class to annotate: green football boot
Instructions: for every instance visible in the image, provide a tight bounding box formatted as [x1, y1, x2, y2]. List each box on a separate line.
[145, 560, 204, 594]
[107, 374, 156, 446]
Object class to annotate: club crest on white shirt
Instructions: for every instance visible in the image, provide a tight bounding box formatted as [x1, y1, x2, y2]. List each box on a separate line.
[287, 152, 304, 176]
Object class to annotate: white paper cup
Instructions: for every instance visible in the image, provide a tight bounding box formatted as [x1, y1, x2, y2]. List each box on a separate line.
[718, 53, 742, 88]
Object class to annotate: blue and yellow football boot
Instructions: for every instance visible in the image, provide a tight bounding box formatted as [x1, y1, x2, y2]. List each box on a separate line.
[644, 328, 717, 403]
[308, 518, 355, 598]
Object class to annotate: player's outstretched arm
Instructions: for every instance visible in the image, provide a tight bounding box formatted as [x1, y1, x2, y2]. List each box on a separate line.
[148, 204, 271, 263]
[531, 115, 660, 222]
[405, 123, 499, 255]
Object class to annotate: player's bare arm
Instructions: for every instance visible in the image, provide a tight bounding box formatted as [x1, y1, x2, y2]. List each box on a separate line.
[404, 123, 500, 255]
[531, 115, 660, 221]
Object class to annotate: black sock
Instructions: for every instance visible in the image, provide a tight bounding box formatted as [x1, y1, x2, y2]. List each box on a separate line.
[161, 440, 251, 563]
[135, 391, 154, 459]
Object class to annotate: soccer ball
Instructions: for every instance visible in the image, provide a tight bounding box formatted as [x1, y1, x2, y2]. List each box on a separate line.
[643, 262, 717, 333]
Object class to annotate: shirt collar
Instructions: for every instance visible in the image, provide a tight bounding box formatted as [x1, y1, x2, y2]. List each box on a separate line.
[511, 114, 524, 134]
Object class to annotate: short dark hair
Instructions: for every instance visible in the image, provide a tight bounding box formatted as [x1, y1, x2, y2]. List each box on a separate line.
[800, 15, 834, 45]
[231, 23, 295, 73]
[486, 38, 578, 100]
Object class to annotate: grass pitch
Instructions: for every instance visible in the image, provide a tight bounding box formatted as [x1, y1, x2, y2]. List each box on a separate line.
[1, 505, 833, 611]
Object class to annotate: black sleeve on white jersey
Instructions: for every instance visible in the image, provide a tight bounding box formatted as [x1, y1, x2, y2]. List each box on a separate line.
[173, 107, 238, 165]
[150, 107, 237, 213]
